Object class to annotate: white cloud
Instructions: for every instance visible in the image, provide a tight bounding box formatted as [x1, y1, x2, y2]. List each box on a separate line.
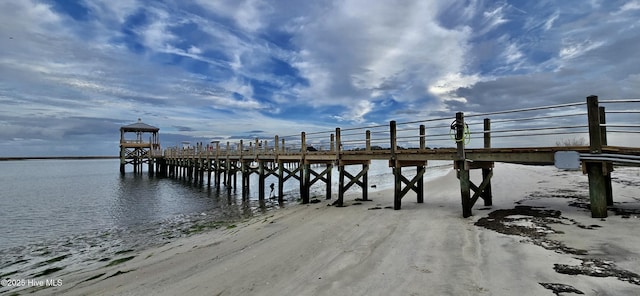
[187, 45, 202, 55]
[615, 0, 640, 14]
[289, 1, 471, 105]
[204, 94, 263, 111]
[333, 100, 374, 123]
[477, 3, 509, 35]
[559, 39, 604, 60]
[140, 8, 176, 51]
[503, 42, 525, 66]
[429, 72, 481, 104]
[194, 0, 271, 32]
[0, 0, 62, 30]
[88, 0, 140, 23]
[543, 11, 559, 31]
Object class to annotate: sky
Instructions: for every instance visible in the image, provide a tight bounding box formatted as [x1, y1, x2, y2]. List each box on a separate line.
[1, 0, 639, 156]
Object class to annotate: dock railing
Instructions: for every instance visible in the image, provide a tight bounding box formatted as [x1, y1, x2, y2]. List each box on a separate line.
[158, 96, 640, 218]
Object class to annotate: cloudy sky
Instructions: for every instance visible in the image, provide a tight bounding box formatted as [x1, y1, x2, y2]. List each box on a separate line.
[1, 0, 639, 156]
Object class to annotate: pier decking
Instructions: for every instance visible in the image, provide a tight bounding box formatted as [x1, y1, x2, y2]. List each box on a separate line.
[125, 96, 640, 218]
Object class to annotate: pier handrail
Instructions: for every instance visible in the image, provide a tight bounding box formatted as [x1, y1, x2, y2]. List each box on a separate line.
[161, 96, 640, 159]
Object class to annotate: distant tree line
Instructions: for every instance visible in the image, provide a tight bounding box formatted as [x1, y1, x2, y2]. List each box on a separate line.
[556, 137, 587, 146]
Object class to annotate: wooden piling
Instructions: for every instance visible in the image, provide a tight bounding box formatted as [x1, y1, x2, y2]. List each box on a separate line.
[482, 118, 493, 206]
[455, 112, 472, 218]
[325, 163, 333, 200]
[338, 165, 345, 207]
[259, 161, 265, 200]
[586, 95, 607, 218]
[390, 120, 401, 210]
[278, 161, 285, 202]
[416, 165, 424, 203]
[301, 132, 310, 204]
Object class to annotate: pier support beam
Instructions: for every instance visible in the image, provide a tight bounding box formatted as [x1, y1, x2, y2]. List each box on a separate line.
[278, 161, 302, 203]
[391, 161, 426, 210]
[452, 112, 494, 217]
[586, 161, 608, 218]
[457, 161, 472, 218]
[482, 118, 493, 206]
[456, 161, 494, 217]
[302, 162, 333, 202]
[586, 95, 608, 218]
[337, 161, 369, 207]
[389, 120, 426, 210]
[302, 163, 311, 204]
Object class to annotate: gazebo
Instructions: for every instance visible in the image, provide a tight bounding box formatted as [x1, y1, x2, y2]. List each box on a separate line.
[119, 118, 161, 174]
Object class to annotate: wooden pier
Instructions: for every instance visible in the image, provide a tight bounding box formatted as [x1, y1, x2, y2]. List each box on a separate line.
[125, 96, 640, 218]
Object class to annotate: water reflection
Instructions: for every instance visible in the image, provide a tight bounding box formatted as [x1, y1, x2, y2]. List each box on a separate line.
[114, 173, 163, 227]
[114, 171, 292, 228]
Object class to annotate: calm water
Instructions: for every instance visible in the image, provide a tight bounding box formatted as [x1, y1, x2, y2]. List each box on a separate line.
[0, 158, 450, 288]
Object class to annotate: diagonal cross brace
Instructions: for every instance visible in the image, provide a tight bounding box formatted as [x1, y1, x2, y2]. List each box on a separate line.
[397, 168, 426, 199]
[281, 166, 302, 182]
[342, 168, 368, 192]
[308, 166, 332, 187]
[468, 170, 493, 207]
[262, 165, 279, 178]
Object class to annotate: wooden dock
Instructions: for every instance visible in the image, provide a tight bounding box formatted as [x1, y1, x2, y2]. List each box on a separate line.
[124, 96, 640, 218]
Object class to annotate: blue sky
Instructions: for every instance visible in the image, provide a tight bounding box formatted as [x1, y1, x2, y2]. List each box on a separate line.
[1, 0, 639, 156]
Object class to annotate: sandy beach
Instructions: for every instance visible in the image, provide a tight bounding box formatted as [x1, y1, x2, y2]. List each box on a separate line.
[21, 163, 640, 295]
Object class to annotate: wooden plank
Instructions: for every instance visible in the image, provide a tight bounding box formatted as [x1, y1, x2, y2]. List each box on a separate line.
[465, 151, 555, 164]
[339, 159, 371, 166]
[389, 159, 428, 167]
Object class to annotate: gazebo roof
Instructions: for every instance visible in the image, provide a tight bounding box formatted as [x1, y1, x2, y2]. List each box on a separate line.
[120, 118, 159, 132]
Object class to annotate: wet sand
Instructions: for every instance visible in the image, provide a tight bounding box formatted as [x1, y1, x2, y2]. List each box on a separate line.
[21, 163, 640, 295]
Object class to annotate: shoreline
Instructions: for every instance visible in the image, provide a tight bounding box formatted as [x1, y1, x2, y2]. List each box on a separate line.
[11, 163, 640, 295]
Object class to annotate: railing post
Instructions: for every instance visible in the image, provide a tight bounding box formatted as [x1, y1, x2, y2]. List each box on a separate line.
[420, 124, 426, 150]
[330, 133, 335, 153]
[586, 95, 607, 218]
[301, 132, 306, 155]
[484, 118, 491, 149]
[274, 135, 279, 155]
[599, 107, 607, 146]
[599, 106, 613, 206]
[390, 121, 397, 156]
[587, 95, 602, 153]
[366, 130, 371, 151]
[455, 112, 466, 160]
[335, 128, 341, 155]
